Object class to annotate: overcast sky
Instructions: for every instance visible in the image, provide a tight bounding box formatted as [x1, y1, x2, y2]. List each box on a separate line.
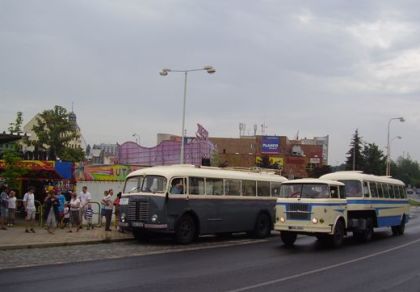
[1, 0, 419, 165]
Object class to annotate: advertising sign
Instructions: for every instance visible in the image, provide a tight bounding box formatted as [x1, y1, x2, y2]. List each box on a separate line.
[261, 136, 280, 154]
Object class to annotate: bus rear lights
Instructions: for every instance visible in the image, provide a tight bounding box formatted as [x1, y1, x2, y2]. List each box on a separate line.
[151, 214, 159, 223]
[312, 218, 318, 224]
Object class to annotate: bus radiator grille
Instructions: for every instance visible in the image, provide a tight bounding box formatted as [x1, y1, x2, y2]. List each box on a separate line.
[286, 203, 311, 220]
[127, 200, 150, 222]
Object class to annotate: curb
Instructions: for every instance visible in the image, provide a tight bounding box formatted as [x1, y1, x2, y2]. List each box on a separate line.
[0, 237, 134, 251]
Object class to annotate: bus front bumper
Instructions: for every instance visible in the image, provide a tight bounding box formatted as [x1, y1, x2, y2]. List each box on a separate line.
[130, 221, 169, 230]
[274, 223, 333, 234]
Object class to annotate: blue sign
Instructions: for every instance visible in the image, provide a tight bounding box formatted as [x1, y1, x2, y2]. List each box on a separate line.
[261, 136, 280, 154]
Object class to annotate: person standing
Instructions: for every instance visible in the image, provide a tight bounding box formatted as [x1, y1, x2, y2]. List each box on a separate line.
[44, 190, 59, 234]
[85, 203, 94, 230]
[7, 190, 17, 227]
[57, 190, 66, 226]
[78, 186, 91, 226]
[101, 189, 113, 231]
[113, 192, 121, 230]
[23, 187, 37, 233]
[0, 185, 9, 230]
[69, 192, 81, 232]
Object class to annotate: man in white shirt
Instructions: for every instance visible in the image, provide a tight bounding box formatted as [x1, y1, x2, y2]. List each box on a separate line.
[23, 187, 36, 233]
[78, 186, 92, 226]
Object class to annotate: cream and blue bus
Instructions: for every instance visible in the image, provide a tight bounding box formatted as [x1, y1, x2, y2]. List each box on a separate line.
[119, 165, 287, 244]
[320, 171, 409, 241]
[274, 179, 347, 247]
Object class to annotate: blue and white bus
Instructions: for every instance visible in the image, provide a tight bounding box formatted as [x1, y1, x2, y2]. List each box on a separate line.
[119, 165, 287, 244]
[320, 171, 409, 241]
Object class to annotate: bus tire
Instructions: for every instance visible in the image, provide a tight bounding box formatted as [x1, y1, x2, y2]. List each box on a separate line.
[281, 231, 297, 247]
[353, 218, 373, 242]
[330, 220, 345, 248]
[253, 212, 271, 239]
[392, 215, 406, 236]
[175, 214, 197, 244]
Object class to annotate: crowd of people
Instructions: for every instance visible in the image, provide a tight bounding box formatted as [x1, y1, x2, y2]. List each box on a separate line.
[0, 184, 122, 234]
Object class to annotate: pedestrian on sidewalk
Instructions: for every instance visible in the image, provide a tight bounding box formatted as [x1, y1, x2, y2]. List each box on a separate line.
[101, 189, 113, 231]
[85, 203, 94, 230]
[69, 191, 81, 232]
[7, 190, 17, 227]
[78, 186, 91, 226]
[23, 187, 37, 233]
[0, 185, 9, 230]
[113, 192, 121, 231]
[61, 203, 70, 229]
[57, 190, 66, 226]
[44, 190, 59, 234]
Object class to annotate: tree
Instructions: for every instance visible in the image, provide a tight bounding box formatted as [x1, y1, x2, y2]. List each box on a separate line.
[8, 111, 23, 135]
[345, 129, 364, 171]
[392, 155, 420, 187]
[308, 165, 332, 178]
[361, 143, 386, 175]
[1, 146, 27, 190]
[30, 105, 84, 162]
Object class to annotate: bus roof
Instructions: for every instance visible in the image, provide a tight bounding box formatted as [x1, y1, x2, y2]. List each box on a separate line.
[126, 164, 288, 182]
[282, 178, 344, 186]
[320, 171, 405, 186]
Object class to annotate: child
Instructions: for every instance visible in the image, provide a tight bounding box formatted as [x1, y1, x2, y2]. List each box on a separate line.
[8, 190, 16, 227]
[61, 203, 70, 229]
[85, 203, 94, 230]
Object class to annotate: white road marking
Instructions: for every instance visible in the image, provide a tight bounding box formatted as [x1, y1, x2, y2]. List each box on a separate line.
[227, 237, 420, 292]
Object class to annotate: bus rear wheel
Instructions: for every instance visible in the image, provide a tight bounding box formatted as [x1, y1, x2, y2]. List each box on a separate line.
[253, 212, 271, 239]
[175, 214, 197, 244]
[281, 231, 297, 247]
[392, 215, 406, 236]
[353, 218, 373, 242]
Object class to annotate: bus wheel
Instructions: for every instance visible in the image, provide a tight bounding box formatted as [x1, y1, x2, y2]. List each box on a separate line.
[392, 215, 406, 236]
[253, 212, 271, 238]
[330, 220, 345, 248]
[281, 231, 297, 247]
[175, 214, 197, 244]
[354, 218, 373, 242]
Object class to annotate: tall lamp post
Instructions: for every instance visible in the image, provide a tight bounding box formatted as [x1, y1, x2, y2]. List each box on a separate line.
[386, 117, 404, 176]
[160, 66, 216, 164]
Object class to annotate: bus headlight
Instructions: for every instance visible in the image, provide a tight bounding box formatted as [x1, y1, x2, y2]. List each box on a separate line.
[280, 217, 286, 223]
[121, 213, 126, 223]
[151, 214, 159, 223]
[312, 218, 318, 224]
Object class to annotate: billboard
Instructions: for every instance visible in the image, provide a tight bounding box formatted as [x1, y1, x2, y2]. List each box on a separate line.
[261, 136, 280, 154]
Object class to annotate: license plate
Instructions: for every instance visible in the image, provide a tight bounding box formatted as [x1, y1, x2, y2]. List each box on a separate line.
[132, 222, 144, 227]
[289, 226, 304, 230]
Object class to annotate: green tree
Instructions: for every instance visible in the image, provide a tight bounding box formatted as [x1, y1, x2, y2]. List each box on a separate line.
[30, 105, 84, 162]
[361, 143, 386, 175]
[308, 165, 332, 178]
[392, 155, 420, 187]
[345, 129, 364, 171]
[1, 146, 27, 190]
[8, 111, 23, 135]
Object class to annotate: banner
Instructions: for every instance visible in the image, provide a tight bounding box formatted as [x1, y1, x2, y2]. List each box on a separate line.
[261, 136, 280, 154]
[74, 164, 143, 181]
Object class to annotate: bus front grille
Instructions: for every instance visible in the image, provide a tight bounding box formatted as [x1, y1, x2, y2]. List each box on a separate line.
[127, 200, 150, 222]
[286, 203, 311, 220]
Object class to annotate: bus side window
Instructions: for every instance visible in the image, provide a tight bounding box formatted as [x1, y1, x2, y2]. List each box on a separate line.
[189, 177, 204, 195]
[330, 186, 339, 198]
[271, 182, 281, 197]
[377, 183, 384, 198]
[339, 186, 346, 198]
[370, 182, 378, 198]
[225, 179, 241, 196]
[170, 177, 186, 194]
[257, 181, 270, 197]
[363, 182, 370, 198]
[242, 180, 256, 196]
[206, 178, 224, 195]
[393, 185, 400, 199]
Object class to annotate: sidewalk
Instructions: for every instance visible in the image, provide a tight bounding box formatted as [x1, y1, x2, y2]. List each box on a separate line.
[0, 225, 134, 250]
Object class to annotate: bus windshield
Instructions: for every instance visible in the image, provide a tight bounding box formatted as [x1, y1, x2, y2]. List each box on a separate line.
[140, 175, 167, 193]
[280, 183, 330, 199]
[124, 176, 144, 193]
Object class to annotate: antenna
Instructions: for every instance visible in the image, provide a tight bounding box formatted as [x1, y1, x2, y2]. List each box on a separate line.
[261, 123, 267, 135]
[253, 124, 257, 136]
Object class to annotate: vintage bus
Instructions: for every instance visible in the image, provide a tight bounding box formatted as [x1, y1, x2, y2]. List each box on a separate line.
[274, 179, 347, 247]
[119, 165, 287, 244]
[320, 171, 409, 241]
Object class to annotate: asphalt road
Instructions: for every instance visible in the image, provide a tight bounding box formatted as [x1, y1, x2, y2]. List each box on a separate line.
[2, 208, 420, 292]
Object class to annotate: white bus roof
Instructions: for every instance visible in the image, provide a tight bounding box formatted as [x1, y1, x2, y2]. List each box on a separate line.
[282, 178, 344, 186]
[320, 171, 405, 186]
[126, 165, 288, 182]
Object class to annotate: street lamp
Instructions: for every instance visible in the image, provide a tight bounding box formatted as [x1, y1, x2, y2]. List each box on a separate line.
[386, 117, 404, 176]
[160, 66, 216, 164]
